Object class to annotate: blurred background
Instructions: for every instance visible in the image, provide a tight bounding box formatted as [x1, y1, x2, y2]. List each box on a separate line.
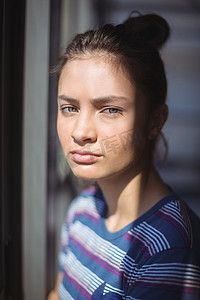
[1, 0, 200, 299]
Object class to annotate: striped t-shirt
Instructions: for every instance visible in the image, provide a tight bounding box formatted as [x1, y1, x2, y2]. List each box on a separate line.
[58, 187, 200, 299]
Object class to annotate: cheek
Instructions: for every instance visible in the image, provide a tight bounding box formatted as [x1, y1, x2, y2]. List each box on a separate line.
[99, 128, 146, 158]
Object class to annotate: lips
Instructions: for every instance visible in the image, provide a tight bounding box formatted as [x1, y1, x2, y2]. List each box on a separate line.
[70, 150, 102, 164]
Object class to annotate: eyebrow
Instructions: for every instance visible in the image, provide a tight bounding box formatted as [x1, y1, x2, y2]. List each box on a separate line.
[58, 94, 128, 105]
[90, 96, 128, 105]
[58, 94, 79, 105]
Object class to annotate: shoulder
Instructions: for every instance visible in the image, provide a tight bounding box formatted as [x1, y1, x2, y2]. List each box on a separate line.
[153, 196, 200, 250]
[125, 193, 200, 264]
[123, 195, 200, 296]
[59, 186, 103, 255]
[151, 196, 200, 247]
[64, 185, 105, 225]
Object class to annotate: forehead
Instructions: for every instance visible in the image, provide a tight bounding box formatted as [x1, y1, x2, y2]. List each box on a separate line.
[58, 56, 135, 96]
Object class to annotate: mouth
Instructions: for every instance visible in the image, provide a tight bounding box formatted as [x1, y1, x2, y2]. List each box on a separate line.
[70, 150, 102, 164]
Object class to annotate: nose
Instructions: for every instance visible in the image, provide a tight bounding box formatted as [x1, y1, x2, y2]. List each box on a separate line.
[71, 113, 97, 145]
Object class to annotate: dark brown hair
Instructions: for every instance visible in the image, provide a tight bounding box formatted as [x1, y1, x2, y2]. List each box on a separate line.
[56, 12, 170, 112]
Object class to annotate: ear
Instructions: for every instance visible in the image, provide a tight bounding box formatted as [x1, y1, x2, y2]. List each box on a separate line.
[148, 104, 168, 140]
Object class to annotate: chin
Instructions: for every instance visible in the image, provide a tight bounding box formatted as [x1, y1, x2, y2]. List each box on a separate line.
[70, 166, 119, 182]
[70, 164, 101, 181]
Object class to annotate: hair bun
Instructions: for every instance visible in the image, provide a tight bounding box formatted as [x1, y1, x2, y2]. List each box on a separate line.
[123, 12, 170, 49]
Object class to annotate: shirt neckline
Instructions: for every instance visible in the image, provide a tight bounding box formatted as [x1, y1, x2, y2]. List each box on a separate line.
[95, 190, 178, 241]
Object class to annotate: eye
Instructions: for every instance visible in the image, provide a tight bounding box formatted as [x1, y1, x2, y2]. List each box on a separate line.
[61, 106, 79, 113]
[103, 107, 122, 115]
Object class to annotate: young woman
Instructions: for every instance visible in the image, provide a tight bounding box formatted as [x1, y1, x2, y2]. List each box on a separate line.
[48, 13, 200, 300]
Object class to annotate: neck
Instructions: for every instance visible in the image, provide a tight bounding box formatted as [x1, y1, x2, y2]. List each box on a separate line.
[97, 165, 170, 232]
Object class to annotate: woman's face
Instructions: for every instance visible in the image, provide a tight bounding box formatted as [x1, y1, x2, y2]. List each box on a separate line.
[57, 56, 150, 182]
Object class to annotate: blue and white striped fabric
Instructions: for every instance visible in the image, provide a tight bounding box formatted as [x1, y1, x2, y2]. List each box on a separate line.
[58, 187, 200, 299]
